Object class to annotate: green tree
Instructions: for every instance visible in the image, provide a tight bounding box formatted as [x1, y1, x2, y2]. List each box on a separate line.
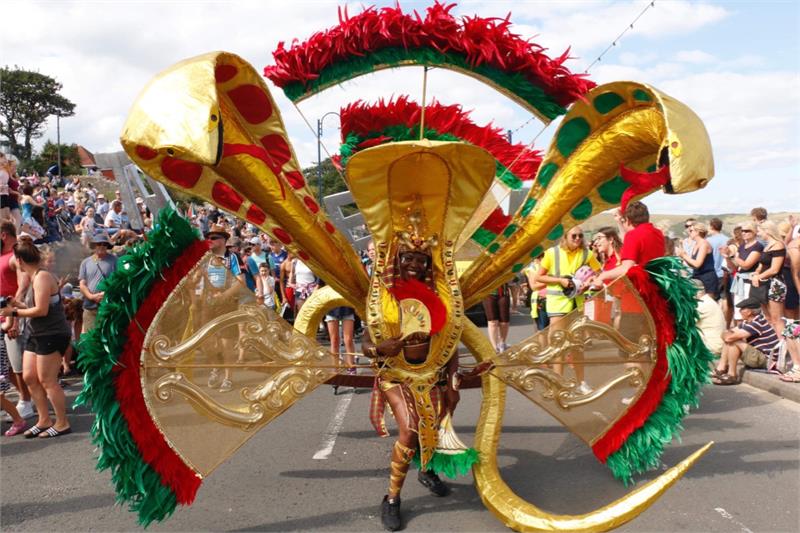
[29, 140, 82, 176]
[0, 66, 76, 162]
[302, 157, 349, 198]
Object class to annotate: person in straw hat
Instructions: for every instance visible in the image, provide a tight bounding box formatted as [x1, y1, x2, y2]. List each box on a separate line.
[78, 232, 117, 334]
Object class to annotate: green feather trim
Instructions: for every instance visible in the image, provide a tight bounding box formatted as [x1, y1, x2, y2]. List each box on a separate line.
[412, 448, 480, 480]
[75, 207, 200, 525]
[606, 257, 714, 485]
[284, 46, 567, 120]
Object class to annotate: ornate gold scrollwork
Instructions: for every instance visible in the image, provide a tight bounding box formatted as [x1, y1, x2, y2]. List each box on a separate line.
[496, 315, 653, 409]
[502, 315, 655, 367]
[154, 372, 266, 430]
[504, 366, 644, 410]
[144, 302, 336, 432]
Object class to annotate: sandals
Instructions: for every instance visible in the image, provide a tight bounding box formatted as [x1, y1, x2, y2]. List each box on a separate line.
[779, 369, 800, 383]
[712, 374, 739, 386]
[4, 420, 27, 437]
[23, 425, 52, 439]
[38, 426, 72, 439]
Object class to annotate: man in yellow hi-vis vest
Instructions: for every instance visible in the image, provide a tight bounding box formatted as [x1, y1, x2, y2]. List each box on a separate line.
[533, 225, 601, 392]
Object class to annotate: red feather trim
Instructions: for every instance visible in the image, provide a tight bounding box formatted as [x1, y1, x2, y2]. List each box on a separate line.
[591, 266, 675, 463]
[340, 96, 542, 181]
[389, 278, 447, 335]
[264, 2, 594, 106]
[113, 239, 209, 504]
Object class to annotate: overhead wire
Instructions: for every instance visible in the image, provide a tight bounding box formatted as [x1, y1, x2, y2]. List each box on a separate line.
[506, 0, 657, 142]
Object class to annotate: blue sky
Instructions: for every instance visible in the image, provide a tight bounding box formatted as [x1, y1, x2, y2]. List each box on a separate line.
[5, 0, 799, 214]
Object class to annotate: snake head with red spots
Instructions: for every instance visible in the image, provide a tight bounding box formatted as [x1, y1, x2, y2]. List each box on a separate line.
[121, 51, 369, 309]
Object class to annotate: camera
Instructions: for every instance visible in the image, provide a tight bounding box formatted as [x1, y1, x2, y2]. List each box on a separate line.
[0, 296, 8, 309]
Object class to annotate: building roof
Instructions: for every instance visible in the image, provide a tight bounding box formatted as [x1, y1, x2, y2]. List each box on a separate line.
[76, 145, 96, 168]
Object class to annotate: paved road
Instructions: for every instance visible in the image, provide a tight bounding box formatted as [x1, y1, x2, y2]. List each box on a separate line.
[2, 314, 799, 532]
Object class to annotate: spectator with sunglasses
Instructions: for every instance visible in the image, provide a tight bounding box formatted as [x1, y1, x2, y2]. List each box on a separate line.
[722, 221, 763, 322]
[677, 222, 718, 298]
[534, 225, 600, 394]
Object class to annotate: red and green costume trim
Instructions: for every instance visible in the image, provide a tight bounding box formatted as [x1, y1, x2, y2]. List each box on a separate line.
[336, 97, 540, 250]
[264, 2, 594, 120]
[592, 257, 714, 484]
[76, 207, 208, 525]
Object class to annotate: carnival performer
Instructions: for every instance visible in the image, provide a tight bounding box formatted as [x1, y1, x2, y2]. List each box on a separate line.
[361, 225, 459, 531]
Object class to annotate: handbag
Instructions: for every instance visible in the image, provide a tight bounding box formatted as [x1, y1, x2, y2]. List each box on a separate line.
[748, 281, 768, 304]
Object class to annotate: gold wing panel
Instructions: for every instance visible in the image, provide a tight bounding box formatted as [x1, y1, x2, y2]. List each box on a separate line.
[490, 276, 656, 446]
[140, 253, 337, 476]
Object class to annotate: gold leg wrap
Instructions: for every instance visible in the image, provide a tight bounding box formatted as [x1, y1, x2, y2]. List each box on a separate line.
[388, 441, 416, 498]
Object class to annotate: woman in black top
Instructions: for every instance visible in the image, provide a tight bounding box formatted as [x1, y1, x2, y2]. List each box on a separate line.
[678, 222, 719, 299]
[721, 221, 763, 322]
[0, 238, 72, 438]
[752, 221, 786, 334]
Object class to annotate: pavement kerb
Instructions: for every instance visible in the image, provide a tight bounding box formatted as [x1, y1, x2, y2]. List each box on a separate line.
[740, 368, 800, 403]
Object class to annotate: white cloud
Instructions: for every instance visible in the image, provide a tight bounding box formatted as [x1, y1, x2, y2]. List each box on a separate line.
[3, 0, 797, 215]
[675, 50, 716, 64]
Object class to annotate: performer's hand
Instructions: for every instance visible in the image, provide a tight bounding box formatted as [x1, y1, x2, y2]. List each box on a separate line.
[445, 387, 460, 414]
[376, 337, 403, 357]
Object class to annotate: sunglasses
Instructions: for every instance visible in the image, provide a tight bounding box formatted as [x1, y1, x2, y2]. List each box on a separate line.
[741, 229, 754, 234]
[208, 235, 225, 241]
[570, 234, 584, 240]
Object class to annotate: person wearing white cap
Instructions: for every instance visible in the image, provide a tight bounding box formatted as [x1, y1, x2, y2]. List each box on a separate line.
[96, 194, 110, 219]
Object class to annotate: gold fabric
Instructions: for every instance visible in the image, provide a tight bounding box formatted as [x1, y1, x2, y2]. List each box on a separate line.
[388, 441, 416, 497]
[461, 318, 714, 532]
[458, 81, 715, 307]
[140, 253, 338, 476]
[121, 52, 368, 310]
[346, 140, 495, 467]
[490, 277, 656, 445]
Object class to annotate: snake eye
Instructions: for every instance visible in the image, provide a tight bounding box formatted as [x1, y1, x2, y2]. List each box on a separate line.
[166, 148, 175, 156]
[210, 113, 218, 122]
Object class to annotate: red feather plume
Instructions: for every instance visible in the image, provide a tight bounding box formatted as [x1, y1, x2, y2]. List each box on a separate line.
[389, 278, 447, 335]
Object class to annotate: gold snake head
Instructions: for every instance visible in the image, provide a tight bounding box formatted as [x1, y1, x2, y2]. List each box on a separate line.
[648, 84, 715, 194]
[121, 52, 223, 165]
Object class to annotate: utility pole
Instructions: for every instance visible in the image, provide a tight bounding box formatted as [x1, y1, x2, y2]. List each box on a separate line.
[316, 112, 340, 202]
[507, 129, 512, 143]
[56, 114, 61, 177]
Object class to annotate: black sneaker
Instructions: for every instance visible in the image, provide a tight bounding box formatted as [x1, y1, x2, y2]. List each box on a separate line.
[418, 469, 450, 497]
[381, 495, 402, 531]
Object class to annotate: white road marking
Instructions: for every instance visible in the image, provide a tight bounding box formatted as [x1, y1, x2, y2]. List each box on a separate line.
[313, 391, 353, 460]
[714, 507, 754, 533]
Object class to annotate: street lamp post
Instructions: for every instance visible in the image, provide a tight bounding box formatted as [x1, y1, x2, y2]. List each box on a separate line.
[316, 111, 340, 202]
[56, 113, 61, 177]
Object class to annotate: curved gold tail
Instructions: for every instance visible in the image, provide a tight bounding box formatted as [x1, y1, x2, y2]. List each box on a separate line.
[461, 320, 712, 532]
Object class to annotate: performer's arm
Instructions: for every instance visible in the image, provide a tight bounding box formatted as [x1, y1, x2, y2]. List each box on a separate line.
[444, 352, 460, 414]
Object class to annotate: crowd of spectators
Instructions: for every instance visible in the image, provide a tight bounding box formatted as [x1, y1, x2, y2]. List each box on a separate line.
[1, 152, 799, 437]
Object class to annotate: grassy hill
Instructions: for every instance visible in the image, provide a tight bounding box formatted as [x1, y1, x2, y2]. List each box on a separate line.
[581, 210, 795, 238]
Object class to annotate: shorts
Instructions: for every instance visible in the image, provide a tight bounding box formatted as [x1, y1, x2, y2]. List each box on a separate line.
[741, 344, 767, 369]
[2, 331, 24, 373]
[325, 306, 355, 322]
[767, 277, 787, 303]
[483, 293, 510, 323]
[25, 334, 71, 356]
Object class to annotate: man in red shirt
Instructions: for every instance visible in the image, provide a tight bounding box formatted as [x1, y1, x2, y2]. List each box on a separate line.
[593, 201, 665, 286]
